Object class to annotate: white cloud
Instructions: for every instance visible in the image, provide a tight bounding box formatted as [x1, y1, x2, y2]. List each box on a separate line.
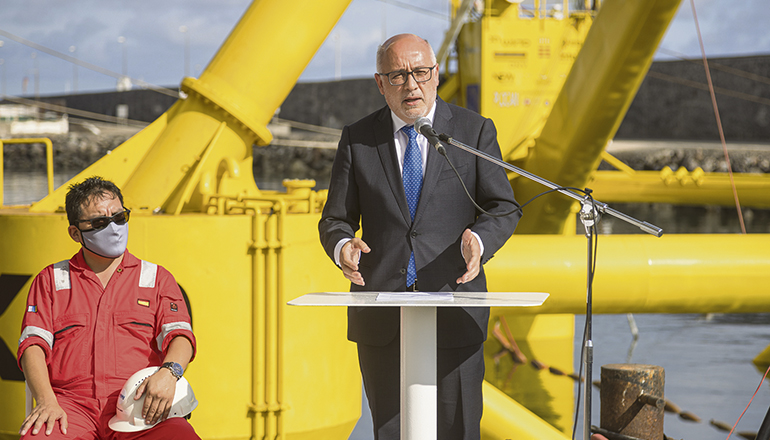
[0, 0, 767, 96]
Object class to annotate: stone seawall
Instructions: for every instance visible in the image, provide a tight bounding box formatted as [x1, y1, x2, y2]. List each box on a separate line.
[4, 134, 768, 233]
[4, 134, 768, 189]
[2, 133, 129, 173]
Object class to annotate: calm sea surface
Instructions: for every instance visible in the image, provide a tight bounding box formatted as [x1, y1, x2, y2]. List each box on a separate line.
[4, 170, 769, 440]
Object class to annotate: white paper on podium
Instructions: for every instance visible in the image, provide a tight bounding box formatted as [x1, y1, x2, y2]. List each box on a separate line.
[377, 292, 453, 302]
[288, 291, 549, 308]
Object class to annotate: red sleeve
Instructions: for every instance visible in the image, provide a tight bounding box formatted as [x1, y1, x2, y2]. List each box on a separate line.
[154, 265, 197, 361]
[17, 266, 56, 370]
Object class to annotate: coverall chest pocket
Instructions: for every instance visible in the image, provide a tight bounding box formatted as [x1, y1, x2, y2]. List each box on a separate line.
[51, 314, 90, 385]
[113, 311, 157, 378]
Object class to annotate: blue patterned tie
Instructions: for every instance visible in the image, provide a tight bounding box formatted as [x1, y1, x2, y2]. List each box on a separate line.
[402, 125, 422, 287]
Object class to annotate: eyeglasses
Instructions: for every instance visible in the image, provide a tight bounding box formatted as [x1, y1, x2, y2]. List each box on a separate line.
[77, 209, 131, 232]
[378, 65, 437, 86]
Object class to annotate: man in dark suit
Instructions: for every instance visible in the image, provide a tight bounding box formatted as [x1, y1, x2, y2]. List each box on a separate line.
[318, 33, 520, 440]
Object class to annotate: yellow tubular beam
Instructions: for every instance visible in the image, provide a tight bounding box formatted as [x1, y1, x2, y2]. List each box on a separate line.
[267, 211, 277, 439]
[481, 381, 570, 440]
[26, 0, 352, 215]
[266, 205, 282, 439]
[275, 203, 287, 440]
[486, 234, 770, 314]
[513, 0, 682, 234]
[249, 211, 268, 438]
[588, 169, 770, 208]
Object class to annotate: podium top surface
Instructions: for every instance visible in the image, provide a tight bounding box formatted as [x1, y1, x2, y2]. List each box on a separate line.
[287, 291, 549, 308]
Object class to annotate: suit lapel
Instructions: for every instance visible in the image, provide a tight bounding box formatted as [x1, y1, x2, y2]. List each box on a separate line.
[413, 99, 452, 225]
[374, 108, 412, 225]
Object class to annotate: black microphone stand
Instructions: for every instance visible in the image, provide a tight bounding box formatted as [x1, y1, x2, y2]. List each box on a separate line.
[436, 132, 663, 440]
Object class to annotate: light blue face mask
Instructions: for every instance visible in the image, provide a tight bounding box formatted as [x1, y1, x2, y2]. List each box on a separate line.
[81, 222, 129, 258]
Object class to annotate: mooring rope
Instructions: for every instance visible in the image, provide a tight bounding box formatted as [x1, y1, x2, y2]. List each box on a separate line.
[689, 0, 746, 234]
[491, 315, 767, 440]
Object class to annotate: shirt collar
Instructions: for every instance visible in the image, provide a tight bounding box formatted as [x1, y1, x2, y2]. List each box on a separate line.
[70, 248, 138, 272]
[390, 101, 437, 135]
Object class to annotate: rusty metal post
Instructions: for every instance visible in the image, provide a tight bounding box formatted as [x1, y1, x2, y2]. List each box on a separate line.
[600, 364, 665, 440]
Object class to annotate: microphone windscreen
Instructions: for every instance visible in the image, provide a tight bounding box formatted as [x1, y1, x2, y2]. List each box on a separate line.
[414, 117, 432, 136]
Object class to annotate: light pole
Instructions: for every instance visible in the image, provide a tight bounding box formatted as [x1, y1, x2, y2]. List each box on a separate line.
[0, 59, 5, 99]
[117, 36, 131, 91]
[31, 51, 39, 99]
[69, 45, 78, 93]
[179, 25, 190, 78]
[0, 40, 5, 98]
[117, 36, 127, 76]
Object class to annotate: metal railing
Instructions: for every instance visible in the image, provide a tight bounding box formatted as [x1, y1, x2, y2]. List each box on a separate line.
[0, 137, 54, 206]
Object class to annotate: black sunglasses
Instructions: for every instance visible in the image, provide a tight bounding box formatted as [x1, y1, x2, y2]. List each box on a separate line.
[76, 209, 131, 232]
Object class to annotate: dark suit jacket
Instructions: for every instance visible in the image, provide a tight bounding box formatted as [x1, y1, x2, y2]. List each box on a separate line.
[319, 98, 520, 348]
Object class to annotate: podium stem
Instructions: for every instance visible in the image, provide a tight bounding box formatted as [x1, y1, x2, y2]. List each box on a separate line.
[401, 306, 437, 440]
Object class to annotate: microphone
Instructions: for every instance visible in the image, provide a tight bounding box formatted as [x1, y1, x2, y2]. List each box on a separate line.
[414, 117, 447, 155]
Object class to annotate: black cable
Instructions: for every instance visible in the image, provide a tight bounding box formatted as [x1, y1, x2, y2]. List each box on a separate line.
[570, 191, 600, 440]
[573, 330, 586, 440]
[439, 149, 522, 217]
[440, 147, 602, 439]
[439, 148, 587, 218]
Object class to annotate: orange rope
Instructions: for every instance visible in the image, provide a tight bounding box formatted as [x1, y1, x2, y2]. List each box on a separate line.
[689, 0, 747, 234]
[725, 363, 770, 440]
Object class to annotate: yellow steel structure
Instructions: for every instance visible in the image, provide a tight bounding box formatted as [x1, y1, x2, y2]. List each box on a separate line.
[590, 151, 770, 208]
[442, 1, 595, 164]
[510, 0, 683, 235]
[0, 1, 361, 439]
[1, 0, 769, 439]
[486, 234, 770, 315]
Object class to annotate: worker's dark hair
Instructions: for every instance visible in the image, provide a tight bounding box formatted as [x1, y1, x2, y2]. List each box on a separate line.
[65, 176, 124, 226]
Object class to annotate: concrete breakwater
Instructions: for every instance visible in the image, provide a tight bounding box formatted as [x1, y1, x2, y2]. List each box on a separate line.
[1, 132, 338, 188]
[3, 133, 769, 233]
[4, 133, 769, 182]
[2, 133, 128, 173]
[604, 140, 770, 174]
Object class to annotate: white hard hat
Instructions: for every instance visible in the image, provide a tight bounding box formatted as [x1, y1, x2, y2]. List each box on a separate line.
[108, 366, 198, 432]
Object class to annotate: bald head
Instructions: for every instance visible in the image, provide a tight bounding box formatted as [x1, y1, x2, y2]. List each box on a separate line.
[376, 34, 436, 74]
[374, 34, 440, 123]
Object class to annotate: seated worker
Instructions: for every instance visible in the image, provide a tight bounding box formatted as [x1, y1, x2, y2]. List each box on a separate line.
[17, 176, 200, 439]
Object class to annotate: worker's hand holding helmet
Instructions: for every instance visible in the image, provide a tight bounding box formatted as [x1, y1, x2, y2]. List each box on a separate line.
[109, 367, 198, 432]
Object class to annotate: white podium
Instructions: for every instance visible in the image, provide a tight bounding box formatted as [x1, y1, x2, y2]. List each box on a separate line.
[288, 291, 548, 440]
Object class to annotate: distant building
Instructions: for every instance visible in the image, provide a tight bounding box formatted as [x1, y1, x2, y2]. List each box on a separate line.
[1, 55, 768, 141]
[0, 104, 68, 136]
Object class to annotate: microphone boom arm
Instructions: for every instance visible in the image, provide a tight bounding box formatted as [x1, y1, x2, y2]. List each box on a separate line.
[436, 133, 663, 237]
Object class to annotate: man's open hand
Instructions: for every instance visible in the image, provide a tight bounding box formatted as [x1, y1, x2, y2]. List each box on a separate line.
[340, 238, 370, 286]
[457, 229, 481, 284]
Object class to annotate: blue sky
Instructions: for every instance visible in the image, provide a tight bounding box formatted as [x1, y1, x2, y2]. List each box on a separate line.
[0, 0, 767, 97]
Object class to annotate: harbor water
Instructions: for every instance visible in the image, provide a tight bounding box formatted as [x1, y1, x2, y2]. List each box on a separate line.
[4, 171, 769, 440]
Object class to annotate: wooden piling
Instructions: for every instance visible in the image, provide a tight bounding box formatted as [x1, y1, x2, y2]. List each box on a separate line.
[600, 364, 665, 440]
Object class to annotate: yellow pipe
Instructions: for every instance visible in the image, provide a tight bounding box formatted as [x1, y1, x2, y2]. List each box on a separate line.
[600, 151, 636, 175]
[249, 210, 268, 438]
[189, 0, 350, 145]
[481, 381, 569, 440]
[588, 168, 770, 208]
[267, 208, 279, 439]
[275, 202, 286, 440]
[171, 121, 228, 215]
[486, 234, 770, 314]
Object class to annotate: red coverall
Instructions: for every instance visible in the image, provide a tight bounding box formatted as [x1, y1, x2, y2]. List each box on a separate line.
[18, 250, 199, 439]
